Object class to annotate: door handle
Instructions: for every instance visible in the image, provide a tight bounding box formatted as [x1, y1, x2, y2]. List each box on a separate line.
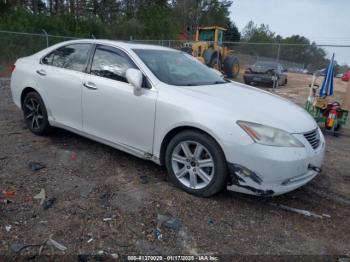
[36, 69, 47, 76]
[83, 82, 97, 90]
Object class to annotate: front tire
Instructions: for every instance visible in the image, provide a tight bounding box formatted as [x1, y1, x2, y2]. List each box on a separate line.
[22, 91, 51, 135]
[165, 130, 228, 197]
[209, 56, 222, 71]
[203, 49, 215, 66]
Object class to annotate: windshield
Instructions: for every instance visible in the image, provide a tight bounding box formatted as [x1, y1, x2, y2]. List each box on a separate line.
[133, 49, 227, 86]
[199, 30, 215, 41]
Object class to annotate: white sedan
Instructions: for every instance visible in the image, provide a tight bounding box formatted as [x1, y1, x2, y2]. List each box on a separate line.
[10, 40, 325, 197]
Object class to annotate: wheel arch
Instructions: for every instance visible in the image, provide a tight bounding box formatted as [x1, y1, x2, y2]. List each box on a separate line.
[20, 87, 39, 109]
[158, 125, 225, 166]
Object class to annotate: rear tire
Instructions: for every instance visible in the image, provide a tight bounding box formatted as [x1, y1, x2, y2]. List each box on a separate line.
[165, 130, 228, 197]
[22, 91, 51, 135]
[223, 55, 240, 79]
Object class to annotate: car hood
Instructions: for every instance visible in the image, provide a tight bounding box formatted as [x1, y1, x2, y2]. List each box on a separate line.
[181, 82, 317, 134]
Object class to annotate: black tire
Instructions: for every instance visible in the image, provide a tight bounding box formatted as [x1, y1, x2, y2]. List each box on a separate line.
[165, 130, 228, 197]
[22, 91, 51, 135]
[243, 78, 250, 85]
[203, 49, 222, 71]
[209, 54, 222, 70]
[203, 49, 215, 66]
[223, 55, 240, 79]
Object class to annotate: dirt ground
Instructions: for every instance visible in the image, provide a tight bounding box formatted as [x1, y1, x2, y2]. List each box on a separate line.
[1, 73, 350, 260]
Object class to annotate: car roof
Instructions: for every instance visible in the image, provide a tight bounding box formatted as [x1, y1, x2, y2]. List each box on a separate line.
[57, 39, 175, 51]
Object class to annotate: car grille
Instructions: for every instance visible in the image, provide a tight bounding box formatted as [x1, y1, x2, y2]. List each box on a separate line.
[304, 129, 320, 149]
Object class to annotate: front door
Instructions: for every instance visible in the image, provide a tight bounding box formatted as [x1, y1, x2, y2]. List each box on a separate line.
[82, 45, 157, 154]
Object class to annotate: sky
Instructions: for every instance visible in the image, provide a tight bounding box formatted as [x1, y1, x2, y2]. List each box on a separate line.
[230, 0, 350, 65]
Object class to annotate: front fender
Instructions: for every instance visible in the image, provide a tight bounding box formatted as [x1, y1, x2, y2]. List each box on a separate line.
[154, 121, 225, 161]
[152, 85, 253, 163]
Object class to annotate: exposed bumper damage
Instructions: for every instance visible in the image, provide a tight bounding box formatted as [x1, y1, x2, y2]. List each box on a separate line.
[227, 163, 274, 196]
[226, 162, 322, 197]
[224, 129, 325, 196]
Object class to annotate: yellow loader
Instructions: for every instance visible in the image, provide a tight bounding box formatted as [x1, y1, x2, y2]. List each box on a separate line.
[181, 26, 240, 79]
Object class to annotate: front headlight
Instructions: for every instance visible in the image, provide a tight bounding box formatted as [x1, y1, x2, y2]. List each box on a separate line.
[237, 121, 304, 147]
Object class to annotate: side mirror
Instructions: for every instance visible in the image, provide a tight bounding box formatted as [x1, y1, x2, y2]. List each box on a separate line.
[126, 68, 143, 96]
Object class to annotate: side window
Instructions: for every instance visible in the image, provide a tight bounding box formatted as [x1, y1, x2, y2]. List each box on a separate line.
[90, 45, 135, 82]
[42, 44, 91, 72]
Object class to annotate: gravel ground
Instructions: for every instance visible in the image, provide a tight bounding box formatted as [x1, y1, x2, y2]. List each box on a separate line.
[1, 76, 350, 260]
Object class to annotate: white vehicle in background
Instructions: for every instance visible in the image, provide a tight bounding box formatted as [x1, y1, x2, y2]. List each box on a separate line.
[335, 73, 343, 78]
[10, 40, 325, 197]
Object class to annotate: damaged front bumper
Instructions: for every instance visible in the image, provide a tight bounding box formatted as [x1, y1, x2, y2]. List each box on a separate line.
[225, 133, 325, 196]
[227, 163, 274, 196]
[227, 163, 320, 196]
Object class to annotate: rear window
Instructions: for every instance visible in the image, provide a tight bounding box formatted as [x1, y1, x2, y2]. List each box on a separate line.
[254, 61, 278, 69]
[42, 44, 91, 72]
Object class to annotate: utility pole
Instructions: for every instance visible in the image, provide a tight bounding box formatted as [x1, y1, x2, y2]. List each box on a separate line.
[42, 29, 49, 47]
[273, 43, 281, 88]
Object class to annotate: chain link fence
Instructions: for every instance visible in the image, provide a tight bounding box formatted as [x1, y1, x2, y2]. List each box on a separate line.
[1, 30, 349, 89]
[0, 30, 77, 77]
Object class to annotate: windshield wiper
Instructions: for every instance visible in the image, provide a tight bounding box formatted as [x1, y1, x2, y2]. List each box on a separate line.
[183, 81, 226, 86]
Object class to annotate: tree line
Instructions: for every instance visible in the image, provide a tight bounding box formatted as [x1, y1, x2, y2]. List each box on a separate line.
[0, 1, 347, 73]
[239, 21, 348, 73]
[0, 0, 240, 40]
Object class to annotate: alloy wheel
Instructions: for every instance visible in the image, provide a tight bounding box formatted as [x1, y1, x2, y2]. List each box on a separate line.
[24, 98, 43, 130]
[171, 141, 215, 189]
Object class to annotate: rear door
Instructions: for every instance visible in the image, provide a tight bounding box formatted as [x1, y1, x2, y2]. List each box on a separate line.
[35, 43, 92, 130]
[82, 45, 157, 154]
